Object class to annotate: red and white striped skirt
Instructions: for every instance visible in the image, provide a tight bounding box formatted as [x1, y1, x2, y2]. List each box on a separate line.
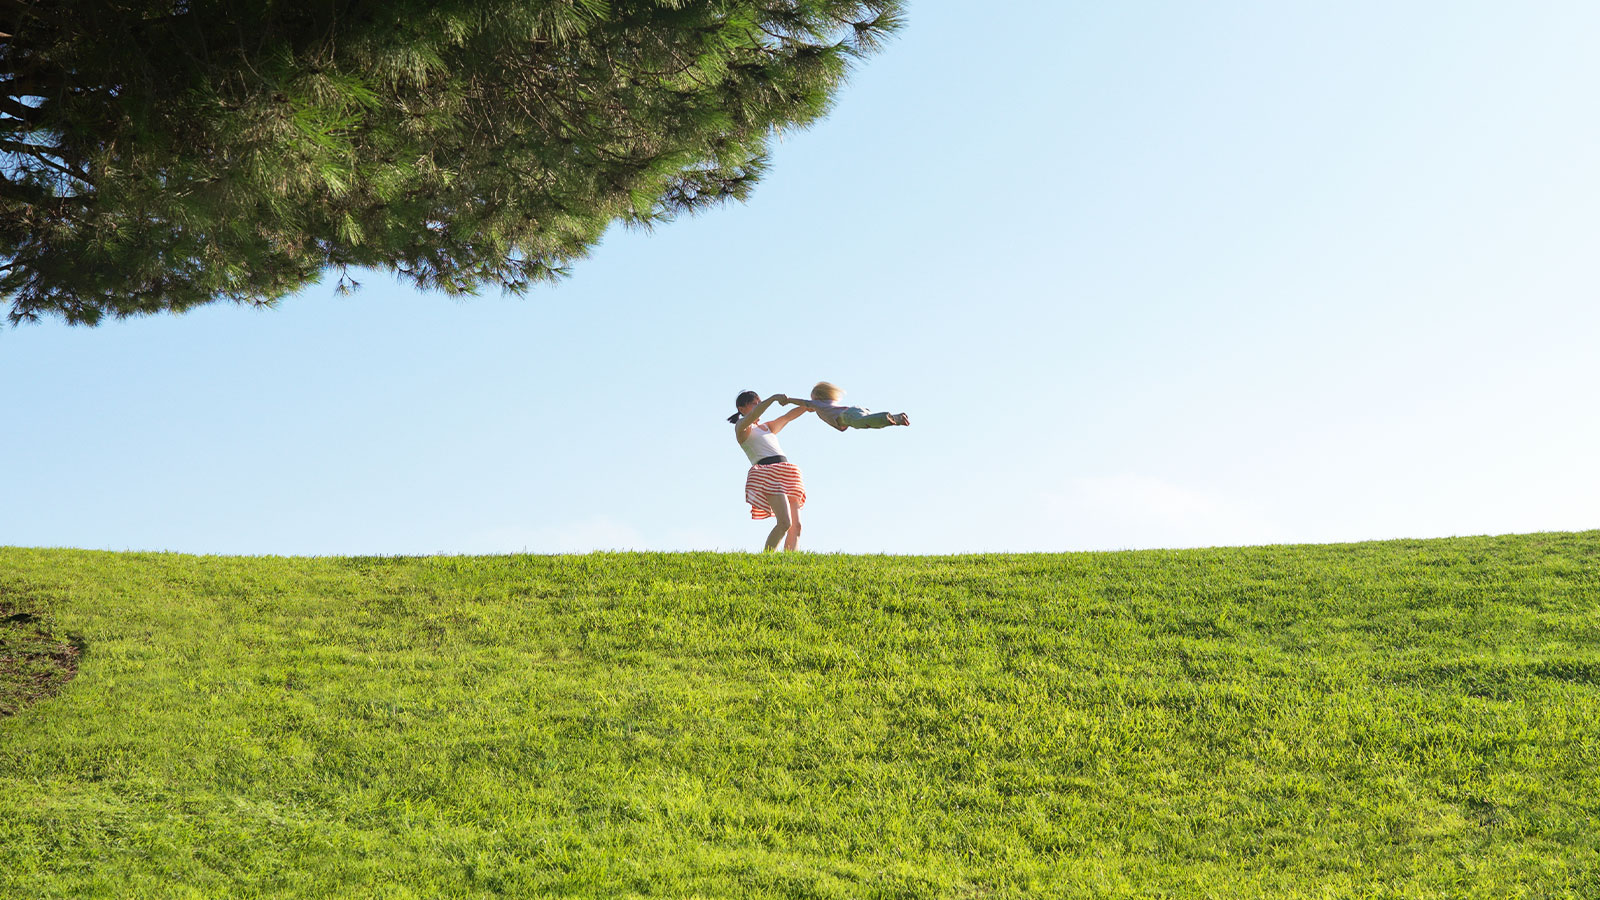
[744, 462, 806, 519]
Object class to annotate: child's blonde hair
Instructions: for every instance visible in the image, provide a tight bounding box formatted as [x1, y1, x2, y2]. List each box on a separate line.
[811, 381, 844, 402]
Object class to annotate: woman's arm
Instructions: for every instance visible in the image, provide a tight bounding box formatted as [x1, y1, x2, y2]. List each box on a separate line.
[734, 394, 785, 442]
[764, 406, 811, 434]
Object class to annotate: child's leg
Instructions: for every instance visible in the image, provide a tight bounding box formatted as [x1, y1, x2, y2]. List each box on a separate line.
[839, 408, 897, 429]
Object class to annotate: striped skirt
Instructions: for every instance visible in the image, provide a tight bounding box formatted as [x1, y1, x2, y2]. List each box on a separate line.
[744, 462, 806, 519]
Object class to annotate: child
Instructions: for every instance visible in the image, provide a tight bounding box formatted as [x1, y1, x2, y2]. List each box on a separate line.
[781, 382, 910, 432]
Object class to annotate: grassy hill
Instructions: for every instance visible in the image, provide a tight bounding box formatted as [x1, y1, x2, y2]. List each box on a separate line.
[2, 534, 1597, 898]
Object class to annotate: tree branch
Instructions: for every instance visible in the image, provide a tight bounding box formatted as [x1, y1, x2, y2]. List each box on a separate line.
[0, 94, 35, 122]
[0, 138, 93, 185]
[0, 175, 50, 202]
[0, 75, 50, 100]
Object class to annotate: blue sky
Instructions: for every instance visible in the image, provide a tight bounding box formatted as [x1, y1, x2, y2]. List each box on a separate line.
[5, 1, 1599, 555]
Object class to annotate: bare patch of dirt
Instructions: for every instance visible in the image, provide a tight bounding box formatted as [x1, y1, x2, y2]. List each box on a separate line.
[0, 601, 82, 718]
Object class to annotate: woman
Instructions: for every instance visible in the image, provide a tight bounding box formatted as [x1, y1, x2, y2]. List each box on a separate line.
[729, 390, 811, 551]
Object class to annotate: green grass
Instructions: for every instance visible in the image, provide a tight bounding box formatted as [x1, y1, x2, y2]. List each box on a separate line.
[2, 534, 1598, 898]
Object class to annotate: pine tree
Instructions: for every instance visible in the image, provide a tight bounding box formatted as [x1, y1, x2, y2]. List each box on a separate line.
[0, 0, 903, 325]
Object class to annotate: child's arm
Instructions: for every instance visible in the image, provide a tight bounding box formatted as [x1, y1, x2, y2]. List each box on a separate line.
[788, 397, 846, 431]
[764, 406, 811, 434]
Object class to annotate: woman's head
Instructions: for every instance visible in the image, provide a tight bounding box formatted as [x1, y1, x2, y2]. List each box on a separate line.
[811, 382, 844, 402]
[727, 390, 760, 423]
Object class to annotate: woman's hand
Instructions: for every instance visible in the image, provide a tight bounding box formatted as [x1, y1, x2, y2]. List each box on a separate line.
[773, 393, 789, 405]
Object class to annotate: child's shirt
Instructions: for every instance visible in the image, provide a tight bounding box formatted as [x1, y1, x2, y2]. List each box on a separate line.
[809, 400, 859, 432]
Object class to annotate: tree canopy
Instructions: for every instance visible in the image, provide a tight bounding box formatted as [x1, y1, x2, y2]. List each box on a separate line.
[0, 0, 902, 325]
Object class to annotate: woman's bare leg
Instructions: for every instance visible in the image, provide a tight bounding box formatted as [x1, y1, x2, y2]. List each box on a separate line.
[784, 499, 802, 551]
[764, 493, 791, 551]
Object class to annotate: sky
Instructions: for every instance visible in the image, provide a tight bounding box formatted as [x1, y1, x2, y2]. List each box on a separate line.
[5, 1, 1600, 556]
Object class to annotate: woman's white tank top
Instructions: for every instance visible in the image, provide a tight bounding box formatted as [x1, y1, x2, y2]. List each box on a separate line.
[739, 423, 785, 464]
